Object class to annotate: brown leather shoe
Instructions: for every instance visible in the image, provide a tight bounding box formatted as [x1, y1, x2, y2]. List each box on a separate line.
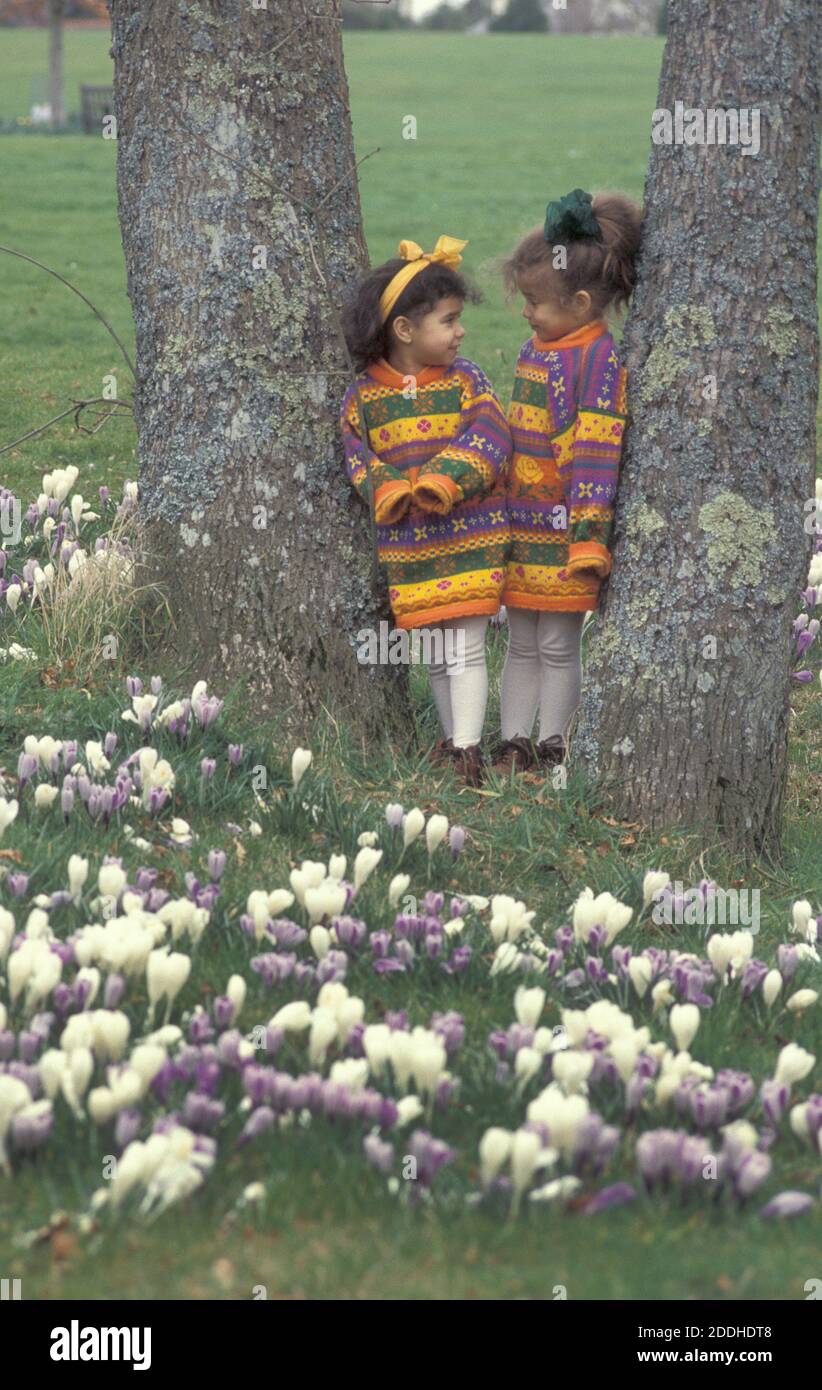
[428, 737, 454, 768]
[535, 735, 567, 767]
[489, 736, 537, 776]
[451, 742, 484, 787]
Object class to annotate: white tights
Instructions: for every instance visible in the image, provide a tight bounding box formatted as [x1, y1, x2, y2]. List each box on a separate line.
[422, 615, 489, 749]
[500, 609, 586, 743]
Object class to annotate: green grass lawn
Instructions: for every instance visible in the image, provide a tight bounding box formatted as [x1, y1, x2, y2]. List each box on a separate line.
[1, 29, 821, 1302]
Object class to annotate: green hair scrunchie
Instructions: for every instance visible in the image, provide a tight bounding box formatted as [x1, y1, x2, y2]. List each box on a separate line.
[543, 189, 603, 244]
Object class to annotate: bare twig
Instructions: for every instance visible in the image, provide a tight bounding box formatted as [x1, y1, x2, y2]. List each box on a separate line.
[0, 246, 137, 380]
[1, 397, 132, 456]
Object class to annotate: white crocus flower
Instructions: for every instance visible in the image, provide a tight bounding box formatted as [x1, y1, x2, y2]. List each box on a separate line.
[308, 1007, 338, 1064]
[388, 874, 410, 908]
[363, 1024, 391, 1077]
[489, 942, 522, 976]
[67, 854, 89, 901]
[268, 889, 295, 917]
[787, 988, 818, 1013]
[551, 1049, 594, 1094]
[762, 970, 782, 1008]
[98, 863, 127, 901]
[402, 808, 425, 848]
[514, 986, 545, 1029]
[394, 1095, 424, 1127]
[628, 956, 652, 998]
[425, 814, 449, 855]
[269, 1001, 312, 1032]
[527, 1084, 589, 1161]
[510, 1128, 542, 1210]
[289, 861, 326, 908]
[790, 899, 814, 940]
[291, 748, 312, 788]
[304, 881, 347, 925]
[327, 854, 347, 881]
[489, 895, 536, 945]
[642, 867, 667, 911]
[309, 925, 331, 960]
[774, 1043, 815, 1086]
[0, 1075, 32, 1173]
[478, 1127, 512, 1190]
[651, 979, 673, 1014]
[514, 1047, 542, 1086]
[529, 1176, 582, 1205]
[669, 1003, 700, 1052]
[0, 908, 13, 961]
[226, 975, 246, 1017]
[0, 798, 19, 839]
[329, 1058, 369, 1091]
[353, 846, 382, 890]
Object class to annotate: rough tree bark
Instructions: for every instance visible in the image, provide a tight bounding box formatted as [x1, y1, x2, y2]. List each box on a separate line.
[107, 0, 410, 743]
[48, 0, 65, 126]
[572, 0, 821, 865]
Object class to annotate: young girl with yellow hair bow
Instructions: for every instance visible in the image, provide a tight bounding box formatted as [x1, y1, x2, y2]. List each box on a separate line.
[340, 237, 512, 786]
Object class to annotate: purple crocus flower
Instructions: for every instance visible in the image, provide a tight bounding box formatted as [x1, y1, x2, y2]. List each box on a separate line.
[0, 1032, 15, 1061]
[114, 1109, 143, 1151]
[5, 873, 29, 898]
[583, 1182, 637, 1214]
[182, 1092, 225, 1133]
[207, 849, 226, 881]
[731, 1149, 772, 1199]
[385, 803, 404, 831]
[316, 951, 348, 984]
[369, 930, 392, 959]
[777, 944, 799, 981]
[741, 959, 769, 999]
[333, 916, 367, 949]
[373, 957, 407, 975]
[11, 1105, 54, 1153]
[441, 945, 472, 975]
[759, 1191, 816, 1220]
[384, 1011, 408, 1031]
[237, 1106, 275, 1146]
[759, 1079, 789, 1127]
[364, 1133, 395, 1174]
[212, 996, 237, 1031]
[201, 758, 217, 781]
[430, 1011, 465, 1055]
[407, 1129, 456, 1187]
[448, 826, 466, 859]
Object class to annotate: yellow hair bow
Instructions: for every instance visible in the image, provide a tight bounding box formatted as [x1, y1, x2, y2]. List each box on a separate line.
[378, 235, 468, 324]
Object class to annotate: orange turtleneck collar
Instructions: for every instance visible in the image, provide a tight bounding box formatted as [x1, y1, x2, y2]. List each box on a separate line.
[365, 358, 449, 388]
[532, 319, 608, 352]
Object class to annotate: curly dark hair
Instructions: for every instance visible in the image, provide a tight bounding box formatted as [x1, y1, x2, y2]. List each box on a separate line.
[341, 259, 482, 371]
[500, 191, 644, 316]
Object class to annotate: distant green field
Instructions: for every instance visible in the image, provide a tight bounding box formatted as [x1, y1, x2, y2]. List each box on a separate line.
[1, 29, 665, 501]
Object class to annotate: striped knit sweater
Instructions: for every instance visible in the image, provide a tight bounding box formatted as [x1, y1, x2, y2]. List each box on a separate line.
[341, 357, 512, 630]
[503, 320, 628, 613]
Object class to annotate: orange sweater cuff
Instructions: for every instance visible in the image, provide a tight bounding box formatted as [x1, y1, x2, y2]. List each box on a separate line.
[374, 478, 412, 525]
[566, 542, 612, 578]
[412, 473, 462, 515]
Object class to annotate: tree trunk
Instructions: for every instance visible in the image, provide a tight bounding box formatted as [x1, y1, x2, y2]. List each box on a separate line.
[572, 0, 822, 865]
[48, 0, 65, 126]
[107, 0, 411, 744]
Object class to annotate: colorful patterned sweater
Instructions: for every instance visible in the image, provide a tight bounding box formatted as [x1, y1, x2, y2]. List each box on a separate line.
[503, 320, 628, 613]
[341, 357, 512, 630]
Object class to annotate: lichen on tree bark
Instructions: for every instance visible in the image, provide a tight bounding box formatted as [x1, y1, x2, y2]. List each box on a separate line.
[572, 0, 822, 864]
[108, 0, 410, 745]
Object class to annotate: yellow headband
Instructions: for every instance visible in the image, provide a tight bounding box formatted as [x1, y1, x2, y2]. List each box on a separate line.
[378, 235, 468, 324]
